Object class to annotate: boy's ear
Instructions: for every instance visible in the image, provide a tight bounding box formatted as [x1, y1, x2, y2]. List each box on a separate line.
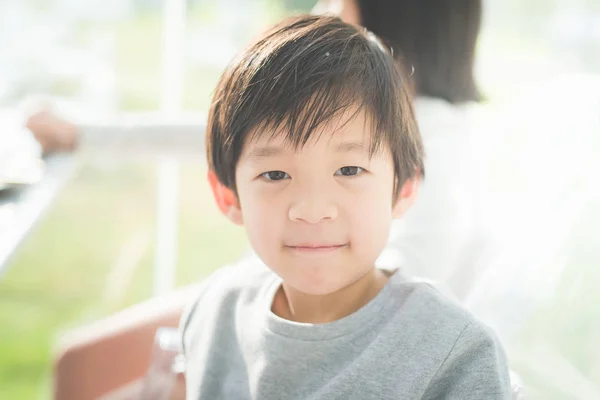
[392, 172, 421, 219]
[207, 170, 243, 225]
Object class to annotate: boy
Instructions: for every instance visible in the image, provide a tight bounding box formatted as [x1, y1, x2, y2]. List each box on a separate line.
[180, 15, 511, 399]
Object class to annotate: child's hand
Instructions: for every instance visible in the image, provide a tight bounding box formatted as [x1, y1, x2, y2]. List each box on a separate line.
[25, 110, 78, 154]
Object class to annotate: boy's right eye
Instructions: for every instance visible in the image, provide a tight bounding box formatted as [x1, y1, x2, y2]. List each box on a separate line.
[260, 171, 290, 181]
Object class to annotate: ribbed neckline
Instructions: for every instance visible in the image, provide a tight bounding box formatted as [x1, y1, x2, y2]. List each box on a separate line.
[260, 270, 398, 341]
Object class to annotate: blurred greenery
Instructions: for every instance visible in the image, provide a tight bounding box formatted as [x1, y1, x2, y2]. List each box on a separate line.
[1, 4, 266, 398]
[0, 162, 249, 399]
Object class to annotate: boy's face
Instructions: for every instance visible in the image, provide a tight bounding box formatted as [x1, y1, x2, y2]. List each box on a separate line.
[220, 110, 417, 296]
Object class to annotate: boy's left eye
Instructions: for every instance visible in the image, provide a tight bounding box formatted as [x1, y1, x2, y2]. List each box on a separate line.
[334, 166, 364, 176]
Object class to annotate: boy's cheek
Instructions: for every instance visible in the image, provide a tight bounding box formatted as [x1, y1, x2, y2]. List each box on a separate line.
[245, 218, 284, 262]
[241, 199, 282, 233]
[349, 192, 395, 239]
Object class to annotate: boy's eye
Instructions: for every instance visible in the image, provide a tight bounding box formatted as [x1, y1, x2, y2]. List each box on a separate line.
[334, 166, 364, 177]
[261, 170, 290, 181]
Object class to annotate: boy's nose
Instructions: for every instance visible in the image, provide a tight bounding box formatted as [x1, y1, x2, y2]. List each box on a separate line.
[288, 190, 338, 224]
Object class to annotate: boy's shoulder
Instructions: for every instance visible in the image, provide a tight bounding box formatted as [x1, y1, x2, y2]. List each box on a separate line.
[385, 274, 511, 396]
[388, 272, 500, 346]
[179, 256, 275, 350]
[182, 254, 274, 309]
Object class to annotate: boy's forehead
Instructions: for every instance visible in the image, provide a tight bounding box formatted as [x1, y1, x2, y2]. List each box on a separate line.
[243, 108, 374, 155]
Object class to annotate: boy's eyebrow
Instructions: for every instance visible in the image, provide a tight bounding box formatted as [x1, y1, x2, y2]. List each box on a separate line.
[335, 141, 366, 153]
[246, 146, 286, 160]
[245, 141, 366, 161]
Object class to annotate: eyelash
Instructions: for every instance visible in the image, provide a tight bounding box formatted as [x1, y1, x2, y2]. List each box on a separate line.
[260, 171, 290, 181]
[334, 166, 364, 177]
[260, 166, 365, 181]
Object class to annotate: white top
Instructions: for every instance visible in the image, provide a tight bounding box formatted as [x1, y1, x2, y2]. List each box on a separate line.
[380, 96, 491, 301]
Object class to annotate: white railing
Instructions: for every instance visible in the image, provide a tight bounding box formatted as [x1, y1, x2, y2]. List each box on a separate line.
[154, 0, 187, 296]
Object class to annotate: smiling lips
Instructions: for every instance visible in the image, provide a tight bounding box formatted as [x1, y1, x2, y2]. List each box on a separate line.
[285, 243, 348, 253]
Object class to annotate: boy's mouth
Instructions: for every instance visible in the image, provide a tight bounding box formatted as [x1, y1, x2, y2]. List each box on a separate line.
[284, 243, 348, 253]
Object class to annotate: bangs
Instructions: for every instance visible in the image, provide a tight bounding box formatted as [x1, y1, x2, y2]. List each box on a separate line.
[223, 17, 401, 160]
[247, 84, 387, 158]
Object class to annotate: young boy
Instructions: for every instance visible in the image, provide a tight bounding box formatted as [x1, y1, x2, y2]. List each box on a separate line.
[180, 15, 511, 399]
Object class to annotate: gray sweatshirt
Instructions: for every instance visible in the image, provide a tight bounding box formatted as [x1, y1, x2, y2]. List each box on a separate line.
[180, 260, 511, 399]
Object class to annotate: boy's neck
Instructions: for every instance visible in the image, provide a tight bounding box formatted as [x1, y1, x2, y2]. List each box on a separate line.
[271, 268, 391, 324]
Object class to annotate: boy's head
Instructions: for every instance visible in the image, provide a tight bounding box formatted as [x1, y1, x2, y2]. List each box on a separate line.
[206, 15, 424, 295]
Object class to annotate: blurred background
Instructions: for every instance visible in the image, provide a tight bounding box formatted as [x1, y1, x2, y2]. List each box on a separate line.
[0, 0, 599, 399]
